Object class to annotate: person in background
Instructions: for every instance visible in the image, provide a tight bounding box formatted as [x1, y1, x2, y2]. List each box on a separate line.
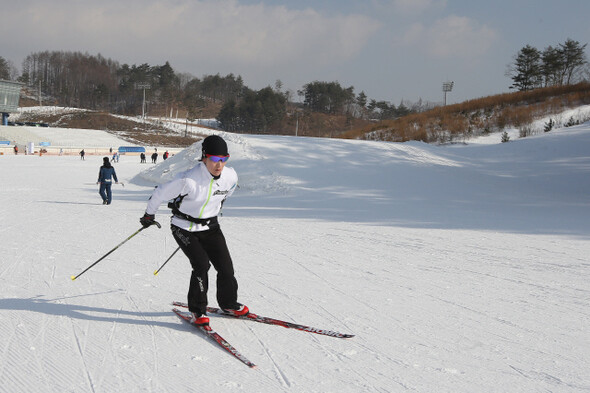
[80, 149, 85, 160]
[97, 157, 119, 205]
[151, 151, 158, 164]
[163, 150, 169, 160]
[139, 135, 246, 326]
[140, 152, 146, 163]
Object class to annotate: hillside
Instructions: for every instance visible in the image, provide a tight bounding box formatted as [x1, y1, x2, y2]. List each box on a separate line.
[10, 107, 205, 147]
[341, 82, 590, 143]
[10, 83, 590, 146]
[14, 101, 372, 141]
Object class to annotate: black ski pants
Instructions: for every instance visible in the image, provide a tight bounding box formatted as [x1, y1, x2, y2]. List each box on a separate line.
[171, 225, 238, 316]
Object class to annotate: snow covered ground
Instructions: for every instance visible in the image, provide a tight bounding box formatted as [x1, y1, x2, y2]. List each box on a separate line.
[0, 117, 589, 392]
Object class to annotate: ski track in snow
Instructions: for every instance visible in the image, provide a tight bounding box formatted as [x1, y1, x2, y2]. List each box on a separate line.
[70, 318, 96, 393]
[247, 323, 292, 389]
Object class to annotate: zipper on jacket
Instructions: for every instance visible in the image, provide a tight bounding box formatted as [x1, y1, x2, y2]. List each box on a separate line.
[198, 178, 215, 218]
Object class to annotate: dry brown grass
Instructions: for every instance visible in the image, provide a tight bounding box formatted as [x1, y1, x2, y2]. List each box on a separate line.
[340, 82, 590, 143]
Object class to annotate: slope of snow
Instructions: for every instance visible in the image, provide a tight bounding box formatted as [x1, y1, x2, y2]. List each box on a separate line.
[468, 104, 590, 145]
[0, 125, 129, 148]
[0, 120, 589, 392]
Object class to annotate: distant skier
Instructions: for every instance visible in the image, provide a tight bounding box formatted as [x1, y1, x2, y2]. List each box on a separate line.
[140, 152, 146, 163]
[80, 149, 85, 160]
[97, 157, 119, 205]
[151, 151, 158, 164]
[163, 151, 169, 160]
[139, 135, 246, 326]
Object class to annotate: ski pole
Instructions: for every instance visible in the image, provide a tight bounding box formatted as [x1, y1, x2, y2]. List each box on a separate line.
[154, 246, 181, 276]
[71, 223, 160, 281]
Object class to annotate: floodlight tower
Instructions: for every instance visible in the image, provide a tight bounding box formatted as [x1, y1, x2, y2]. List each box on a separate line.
[442, 81, 454, 106]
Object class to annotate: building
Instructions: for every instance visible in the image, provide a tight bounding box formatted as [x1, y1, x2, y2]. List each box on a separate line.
[0, 79, 24, 125]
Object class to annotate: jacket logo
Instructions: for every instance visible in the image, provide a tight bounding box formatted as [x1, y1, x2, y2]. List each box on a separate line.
[213, 190, 229, 196]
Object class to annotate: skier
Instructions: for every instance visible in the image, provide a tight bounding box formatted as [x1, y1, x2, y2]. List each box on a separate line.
[80, 149, 85, 160]
[139, 135, 247, 326]
[97, 157, 119, 205]
[163, 150, 169, 160]
[140, 152, 146, 163]
[151, 151, 158, 164]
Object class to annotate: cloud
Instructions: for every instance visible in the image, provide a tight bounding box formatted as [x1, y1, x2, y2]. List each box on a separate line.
[389, 0, 447, 14]
[395, 15, 498, 59]
[3, 0, 380, 70]
[183, 2, 380, 66]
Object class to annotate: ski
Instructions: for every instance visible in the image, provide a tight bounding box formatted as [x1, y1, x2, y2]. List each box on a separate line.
[172, 308, 257, 369]
[173, 301, 355, 339]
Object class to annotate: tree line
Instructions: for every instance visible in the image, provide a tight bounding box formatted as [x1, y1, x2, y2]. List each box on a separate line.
[0, 50, 431, 134]
[506, 38, 588, 91]
[7, 41, 584, 135]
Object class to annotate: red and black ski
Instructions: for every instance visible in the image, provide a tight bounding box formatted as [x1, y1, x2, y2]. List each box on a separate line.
[173, 308, 257, 368]
[173, 301, 355, 339]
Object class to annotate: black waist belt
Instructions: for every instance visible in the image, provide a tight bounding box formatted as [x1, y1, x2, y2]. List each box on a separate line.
[173, 209, 218, 226]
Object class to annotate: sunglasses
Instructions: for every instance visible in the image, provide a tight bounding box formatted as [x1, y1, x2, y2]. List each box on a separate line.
[206, 154, 230, 163]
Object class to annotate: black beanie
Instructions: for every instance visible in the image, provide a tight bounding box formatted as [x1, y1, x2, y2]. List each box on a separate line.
[103, 157, 110, 165]
[202, 135, 228, 156]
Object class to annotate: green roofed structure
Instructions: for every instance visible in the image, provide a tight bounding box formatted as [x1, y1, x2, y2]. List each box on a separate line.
[0, 79, 24, 125]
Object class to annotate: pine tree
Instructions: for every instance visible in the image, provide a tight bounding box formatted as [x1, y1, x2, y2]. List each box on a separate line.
[541, 46, 563, 86]
[559, 38, 588, 85]
[507, 45, 542, 91]
[544, 119, 554, 132]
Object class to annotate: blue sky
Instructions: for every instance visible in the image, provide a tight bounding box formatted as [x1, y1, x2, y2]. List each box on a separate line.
[1, 0, 589, 105]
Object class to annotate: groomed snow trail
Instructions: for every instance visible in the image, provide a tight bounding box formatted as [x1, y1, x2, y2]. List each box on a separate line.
[1, 123, 589, 392]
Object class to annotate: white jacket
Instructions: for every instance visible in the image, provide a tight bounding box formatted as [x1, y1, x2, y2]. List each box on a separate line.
[145, 162, 238, 231]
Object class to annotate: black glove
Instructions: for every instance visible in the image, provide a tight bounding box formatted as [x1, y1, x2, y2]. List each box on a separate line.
[140, 213, 160, 228]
